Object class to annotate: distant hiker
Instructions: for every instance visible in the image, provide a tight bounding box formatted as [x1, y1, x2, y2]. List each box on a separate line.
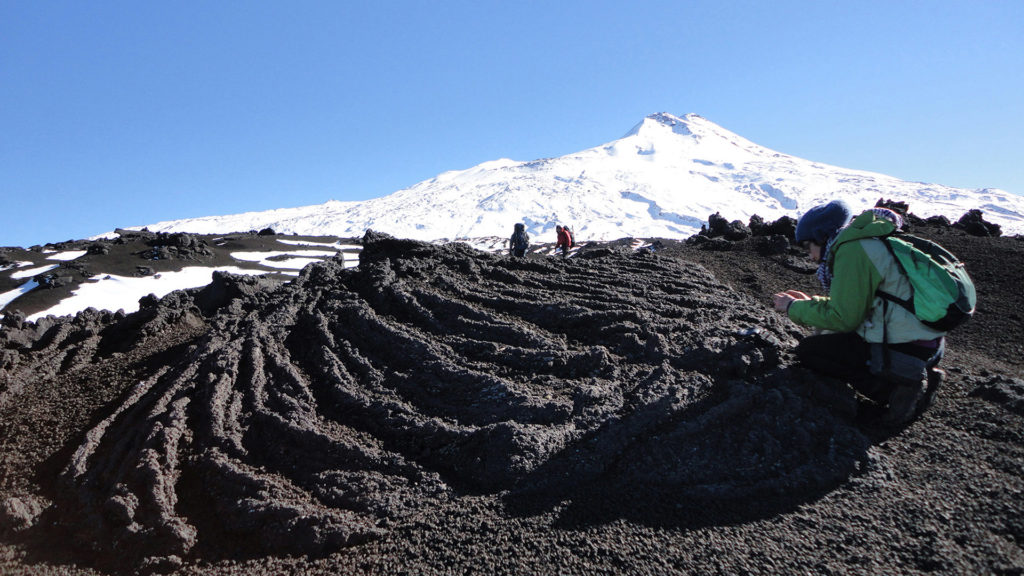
[509, 223, 530, 257]
[772, 200, 957, 426]
[555, 225, 572, 256]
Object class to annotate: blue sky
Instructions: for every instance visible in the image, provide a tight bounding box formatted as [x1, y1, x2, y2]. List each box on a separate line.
[2, 1, 1022, 248]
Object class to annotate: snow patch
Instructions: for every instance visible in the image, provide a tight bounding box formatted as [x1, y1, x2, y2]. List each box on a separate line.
[1, 261, 34, 272]
[276, 239, 362, 250]
[47, 250, 87, 261]
[231, 249, 360, 271]
[0, 280, 39, 310]
[11, 264, 59, 280]
[27, 266, 270, 321]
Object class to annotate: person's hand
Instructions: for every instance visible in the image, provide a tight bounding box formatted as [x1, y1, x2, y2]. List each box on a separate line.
[773, 290, 810, 312]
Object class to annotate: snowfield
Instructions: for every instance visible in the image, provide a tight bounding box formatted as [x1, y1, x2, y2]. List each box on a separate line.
[123, 113, 1024, 241]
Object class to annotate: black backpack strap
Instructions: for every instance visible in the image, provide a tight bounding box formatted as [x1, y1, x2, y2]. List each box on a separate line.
[878, 298, 891, 371]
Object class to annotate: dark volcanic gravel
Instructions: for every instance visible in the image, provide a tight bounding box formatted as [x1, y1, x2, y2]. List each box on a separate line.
[1, 223, 1022, 575]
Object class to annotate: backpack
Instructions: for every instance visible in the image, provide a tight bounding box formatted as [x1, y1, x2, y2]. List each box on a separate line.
[876, 233, 976, 332]
[511, 224, 530, 255]
[513, 232, 529, 253]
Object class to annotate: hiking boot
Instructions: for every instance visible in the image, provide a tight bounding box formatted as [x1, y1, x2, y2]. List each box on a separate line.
[809, 379, 858, 419]
[882, 378, 927, 426]
[848, 377, 888, 424]
[915, 368, 945, 418]
[852, 377, 890, 405]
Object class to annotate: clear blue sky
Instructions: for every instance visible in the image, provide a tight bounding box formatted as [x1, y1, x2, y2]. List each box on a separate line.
[2, 0, 1022, 247]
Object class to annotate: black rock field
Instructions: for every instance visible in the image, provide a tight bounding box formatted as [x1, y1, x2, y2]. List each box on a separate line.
[0, 208, 1022, 575]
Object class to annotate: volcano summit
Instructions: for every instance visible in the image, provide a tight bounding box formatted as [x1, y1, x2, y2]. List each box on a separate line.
[130, 113, 1024, 242]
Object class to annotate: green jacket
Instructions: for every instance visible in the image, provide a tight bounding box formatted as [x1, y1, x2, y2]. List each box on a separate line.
[788, 211, 946, 343]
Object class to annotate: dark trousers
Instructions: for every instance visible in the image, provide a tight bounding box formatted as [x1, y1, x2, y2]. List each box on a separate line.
[795, 332, 943, 399]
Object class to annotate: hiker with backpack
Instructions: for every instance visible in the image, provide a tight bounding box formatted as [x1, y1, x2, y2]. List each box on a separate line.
[555, 225, 572, 257]
[772, 200, 974, 426]
[509, 223, 530, 257]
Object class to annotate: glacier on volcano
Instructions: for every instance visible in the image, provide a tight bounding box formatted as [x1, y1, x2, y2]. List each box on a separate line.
[126, 113, 1024, 242]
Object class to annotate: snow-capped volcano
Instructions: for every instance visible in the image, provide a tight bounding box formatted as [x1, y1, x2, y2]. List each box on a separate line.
[130, 113, 1024, 240]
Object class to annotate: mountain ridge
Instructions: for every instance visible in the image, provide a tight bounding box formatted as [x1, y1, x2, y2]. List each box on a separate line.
[122, 113, 1024, 241]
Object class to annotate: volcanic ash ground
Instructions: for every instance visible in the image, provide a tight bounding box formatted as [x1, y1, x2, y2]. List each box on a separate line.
[2, 232, 871, 570]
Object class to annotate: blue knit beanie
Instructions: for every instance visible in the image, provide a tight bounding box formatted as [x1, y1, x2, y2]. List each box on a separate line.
[795, 200, 853, 244]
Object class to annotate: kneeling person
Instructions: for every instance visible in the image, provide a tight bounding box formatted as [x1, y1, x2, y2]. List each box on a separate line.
[773, 201, 945, 426]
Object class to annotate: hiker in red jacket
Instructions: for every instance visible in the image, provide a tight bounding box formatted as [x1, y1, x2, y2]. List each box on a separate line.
[555, 225, 572, 257]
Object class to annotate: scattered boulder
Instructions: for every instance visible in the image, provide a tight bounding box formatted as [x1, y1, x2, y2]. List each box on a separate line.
[764, 215, 797, 239]
[60, 262, 90, 278]
[706, 212, 751, 241]
[137, 246, 172, 260]
[955, 209, 1002, 237]
[755, 234, 791, 256]
[136, 233, 213, 261]
[138, 293, 160, 309]
[874, 198, 928, 227]
[87, 243, 111, 255]
[114, 228, 156, 241]
[746, 214, 795, 240]
[163, 233, 198, 249]
[748, 215, 767, 236]
[875, 198, 911, 219]
[34, 272, 74, 289]
[706, 212, 728, 236]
